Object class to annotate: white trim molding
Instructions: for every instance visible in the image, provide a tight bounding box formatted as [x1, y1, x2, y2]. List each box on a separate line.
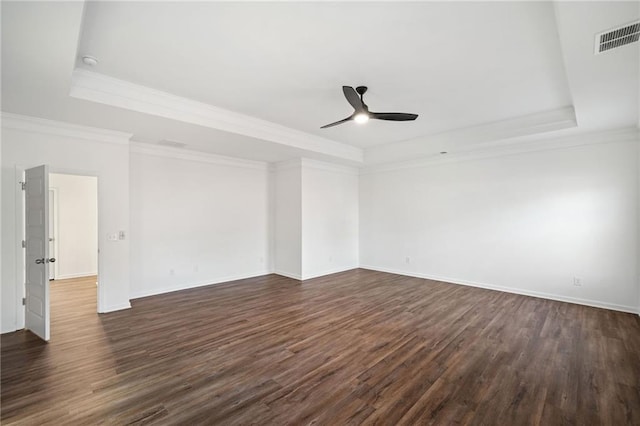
[271, 158, 303, 172]
[270, 157, 359, 175]
[301, 158, 359, 176]
[55, 272, 98, 280]
[362, 127, 640, 175]
[70, 68, 363, 163]
[129, 270, 272, 300]
[273, 270, 302, 281]
[360, 265, 639, 315]
[130, 142, 269, 171]
[99, 302, 132, 314]
[301, 266, 359, 280]
[1, 112, 133, 145]
[364, 106, 578, 165]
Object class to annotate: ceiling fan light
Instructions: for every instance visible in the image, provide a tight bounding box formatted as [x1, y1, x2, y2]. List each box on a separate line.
[354, 113, 370, 124]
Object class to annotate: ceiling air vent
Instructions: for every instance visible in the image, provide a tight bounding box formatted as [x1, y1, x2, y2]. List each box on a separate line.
[595, 21, 640, 54]
[157, 140, 186, 148]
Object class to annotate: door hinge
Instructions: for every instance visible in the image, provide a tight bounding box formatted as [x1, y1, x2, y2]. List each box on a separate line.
[19, 181, 26, 191]
[22, 297, 26, 306]
[21, 240, 26, 248]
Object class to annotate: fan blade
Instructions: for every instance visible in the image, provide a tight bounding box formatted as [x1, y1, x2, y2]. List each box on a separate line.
[342, 86, 364, 111]
[371, 112, 418, 121]
[320, 116, 353, 129]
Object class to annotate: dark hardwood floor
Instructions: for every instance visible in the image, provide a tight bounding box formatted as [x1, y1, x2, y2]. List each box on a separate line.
[2, 269, 639, 424]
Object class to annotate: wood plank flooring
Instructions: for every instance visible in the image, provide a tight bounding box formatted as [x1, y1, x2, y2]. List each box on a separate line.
[2, 269, 639, 424]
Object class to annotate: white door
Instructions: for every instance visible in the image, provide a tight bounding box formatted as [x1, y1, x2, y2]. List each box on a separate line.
[25, 165, 51, 341]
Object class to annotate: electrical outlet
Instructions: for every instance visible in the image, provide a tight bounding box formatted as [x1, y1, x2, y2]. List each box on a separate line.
[170, 269, 175, 276]
[405, 257, 411, 264]
[573, 277, 582, 287]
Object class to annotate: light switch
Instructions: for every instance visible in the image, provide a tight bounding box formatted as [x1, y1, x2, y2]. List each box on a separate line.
[107, 233, 118, 241]
[118, 231, 126, 240]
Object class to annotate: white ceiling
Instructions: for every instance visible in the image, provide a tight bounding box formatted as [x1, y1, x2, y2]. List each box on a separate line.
[77, 1, 572, 148]
[1, 1, 638, 165]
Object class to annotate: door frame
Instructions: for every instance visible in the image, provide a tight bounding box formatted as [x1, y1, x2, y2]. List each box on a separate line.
[15, 166, 103, 331]
[48, 187, 59, 280]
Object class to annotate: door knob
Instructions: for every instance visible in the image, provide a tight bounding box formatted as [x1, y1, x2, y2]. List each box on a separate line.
[47, 258, 56, 263]
[35, 258, 45, 264]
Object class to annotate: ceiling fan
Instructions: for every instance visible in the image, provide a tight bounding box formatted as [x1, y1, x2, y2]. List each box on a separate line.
[321, 86, 418, 129]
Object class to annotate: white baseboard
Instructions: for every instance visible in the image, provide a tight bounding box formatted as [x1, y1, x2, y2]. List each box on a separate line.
[99, 302, 131, 313]
[301, 265, 359, 280]
[273, 270, 302, 280]
[55, 272, 98, 280]
[275, 265, 359, 281]
[129, 270, 271, 300]
[360, 265, 639, 315]
[130, 267, 360, 299]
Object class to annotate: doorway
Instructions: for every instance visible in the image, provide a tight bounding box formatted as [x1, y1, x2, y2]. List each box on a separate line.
[22, 167, 100, 341]
[48, 174, 98, 281]
[48, 173, 99, 326]
[21, 165, 103, 341]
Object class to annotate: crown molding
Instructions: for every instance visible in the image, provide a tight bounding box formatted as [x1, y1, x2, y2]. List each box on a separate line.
[271, 158, 303, 172]
[361, 127, 639, 175]
[70, 68, 363, 163]
[300, 158, 359, 176]
[270, 157, 358, 175]
[130, 142, 268, 171]
[1, 112, 133, 145]
[365, 106, 578, 165]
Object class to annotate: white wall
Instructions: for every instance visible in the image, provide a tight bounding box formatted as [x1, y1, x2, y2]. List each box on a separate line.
[272, 158, 359, 280]
[129, 147, 270, 298]
[272, 160, 302, 279]
[360, 138, 639, 313]
[3, 113, 636, 336]
[301, 160, 359, 279]
[0, 121, 3, 333]
[1, 115, 131, 333]
[49, 173, 98, 279]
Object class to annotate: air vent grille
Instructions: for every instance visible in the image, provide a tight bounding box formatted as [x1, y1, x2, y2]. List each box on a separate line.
[157, 140, 186, 148]
[595, 21, 640, 54]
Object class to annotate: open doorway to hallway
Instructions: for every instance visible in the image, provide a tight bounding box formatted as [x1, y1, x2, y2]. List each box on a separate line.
[48, 174, 99, 330]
